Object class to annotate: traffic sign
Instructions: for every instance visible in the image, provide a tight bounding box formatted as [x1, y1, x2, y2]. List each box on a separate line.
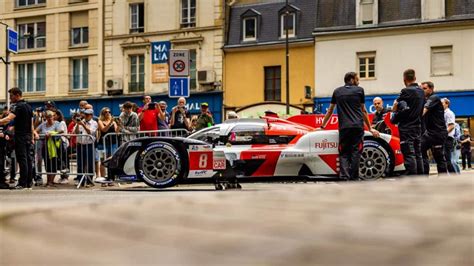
[7, 28, 18, 54]
[169, 49, 190, 76]
[151, 41, 171, 64]
[169, 77, 190, 98]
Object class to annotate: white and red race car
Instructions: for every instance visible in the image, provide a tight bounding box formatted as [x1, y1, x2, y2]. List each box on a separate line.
[106, 114, 404, 189]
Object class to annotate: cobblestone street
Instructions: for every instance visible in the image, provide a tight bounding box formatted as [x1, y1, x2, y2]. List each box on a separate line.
[1, 174, 473, 265]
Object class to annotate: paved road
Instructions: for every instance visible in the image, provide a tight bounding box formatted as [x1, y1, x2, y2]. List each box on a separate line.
[0, 175, 473, 265]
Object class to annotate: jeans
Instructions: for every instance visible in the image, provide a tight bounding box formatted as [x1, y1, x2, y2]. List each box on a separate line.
[338, 128, 364, 180]
[444, 137, 458, 174]
[451, 148, 461, 173]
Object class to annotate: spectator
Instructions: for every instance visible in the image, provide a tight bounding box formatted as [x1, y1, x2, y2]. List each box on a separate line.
[131, 102, 139, 113]
[0, 88, 35, 190]
[96, 107, 119, 182]
[138, 95, 161, 132]
[320, 72, 379, 181]
[460, 128, 472, 170]
[195, 103, 214, 131]
[54, 110, 69, 184]
[392, 69, 425, 176]
[453, 123, 462, 172]
[35, 110, 64, 187]
[227, 111, 239, 120]
[190, 115, 198, 132]
[74, 108, 98, 187]
[371, 97, 390, 125]
[158, 101, 170, 130]
[44, 101, 57, 112]
[0, 112, 12, 189]
[170, 97, 190, 131]
[420, 81, 448, 175]
[117, 101, 139, 142]
[441, 98, 459, 174]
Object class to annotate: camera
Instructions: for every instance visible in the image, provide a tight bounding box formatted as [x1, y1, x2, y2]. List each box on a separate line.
[75, 117, 82, 122]
[148, 103, 156, 110]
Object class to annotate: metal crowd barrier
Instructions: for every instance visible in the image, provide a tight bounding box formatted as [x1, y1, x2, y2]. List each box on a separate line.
[101, 129, 189, 159]
[35, 133, 96, 189]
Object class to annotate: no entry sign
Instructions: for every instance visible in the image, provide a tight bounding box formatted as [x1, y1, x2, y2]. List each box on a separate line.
[169, 49, 190, 76]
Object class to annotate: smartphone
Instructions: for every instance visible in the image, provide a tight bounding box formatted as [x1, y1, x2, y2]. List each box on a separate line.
[148, 103, 156, 110]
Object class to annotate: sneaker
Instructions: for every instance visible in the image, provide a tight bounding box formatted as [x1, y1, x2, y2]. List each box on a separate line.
[8, 178, 16, 184]
[59, 178, 69, 184]
[60, 168, 69, 174]
[0, 183, 10, 189]
[94, 177, 107, 183]
[11, 185, 32, 191]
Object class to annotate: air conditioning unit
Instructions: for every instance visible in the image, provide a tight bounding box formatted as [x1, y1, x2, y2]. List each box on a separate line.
[197, 69, 216, 84]
[105, 78, 123, 95]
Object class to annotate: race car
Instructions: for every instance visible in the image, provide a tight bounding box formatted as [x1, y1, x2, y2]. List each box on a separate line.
[105, 114, 404, 189]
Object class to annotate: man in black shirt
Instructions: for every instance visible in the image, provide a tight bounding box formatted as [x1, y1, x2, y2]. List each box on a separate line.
[392, 69, 425, 176]
[371, 97, 390, 125]
[0, 88, 35, 190]
[420, 81, 448, 175]
[320, 72, 379, 181]
[170, 97, 190, 131]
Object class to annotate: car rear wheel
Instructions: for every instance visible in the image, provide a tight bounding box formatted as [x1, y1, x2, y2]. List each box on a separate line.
[135, 142, 183, 188]
[359, 140, 391, 180]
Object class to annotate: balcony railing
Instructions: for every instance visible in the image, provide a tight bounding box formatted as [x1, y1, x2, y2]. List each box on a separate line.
[129, 81, 144, 92]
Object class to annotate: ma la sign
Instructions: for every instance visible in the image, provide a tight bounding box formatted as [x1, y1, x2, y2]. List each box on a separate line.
[151, 41, 171, 64]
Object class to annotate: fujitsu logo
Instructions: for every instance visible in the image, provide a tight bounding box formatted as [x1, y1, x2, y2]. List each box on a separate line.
[315, 139, 338, 150]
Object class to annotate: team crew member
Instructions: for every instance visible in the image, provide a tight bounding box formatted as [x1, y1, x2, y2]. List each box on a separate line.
[0, 88, 35, 190]
[420, 82, 448, 175]
[320, 72, 379, 181]
[371, 97, 389, 125]
[392, 69, 425, 175]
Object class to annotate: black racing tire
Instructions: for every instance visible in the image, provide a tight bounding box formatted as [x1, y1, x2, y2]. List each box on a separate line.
[135, 141, 184, 188]
[359, 139, 393, 180]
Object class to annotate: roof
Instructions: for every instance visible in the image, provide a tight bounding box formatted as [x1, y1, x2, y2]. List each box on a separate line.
[225, 0, 316, 48]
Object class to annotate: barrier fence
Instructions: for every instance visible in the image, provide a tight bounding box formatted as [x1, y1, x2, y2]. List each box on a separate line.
[34, 129, 189, 188]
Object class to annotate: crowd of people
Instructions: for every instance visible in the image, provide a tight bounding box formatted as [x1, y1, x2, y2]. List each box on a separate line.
[320, 69, 472, 181]
[0, 92, 215, 190]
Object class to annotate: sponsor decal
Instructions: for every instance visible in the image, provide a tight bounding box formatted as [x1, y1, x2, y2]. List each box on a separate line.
[193, 170, 209, 176]
[314, 139, 338, 150]
[251, 154, 266, 160]
[280, 153, 304, 158]
[128, 142, 142, 147]
[118, 175, 137, 182]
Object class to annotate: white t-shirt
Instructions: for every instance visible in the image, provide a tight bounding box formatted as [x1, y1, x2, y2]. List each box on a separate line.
[444, 108, 456, 138]
[76, 119, 98, 145]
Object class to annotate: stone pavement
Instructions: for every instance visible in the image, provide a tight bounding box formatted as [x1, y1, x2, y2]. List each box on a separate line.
[0, 174, 473, 265]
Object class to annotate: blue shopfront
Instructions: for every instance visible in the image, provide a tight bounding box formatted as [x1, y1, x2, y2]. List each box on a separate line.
[314, 90, 474, 129]
[28, 91, 224, 123]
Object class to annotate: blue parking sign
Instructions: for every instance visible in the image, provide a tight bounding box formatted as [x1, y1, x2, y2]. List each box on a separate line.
[151, 41, 171, 64]
[7, 28, 18, 54]
[169, 77, 190, 98]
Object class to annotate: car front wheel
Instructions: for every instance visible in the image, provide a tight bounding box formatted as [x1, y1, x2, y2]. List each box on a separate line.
[359, 140, 392, 180]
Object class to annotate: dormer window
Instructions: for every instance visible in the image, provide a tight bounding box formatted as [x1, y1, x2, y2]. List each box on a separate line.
[280, 12, 296, 38]
[243, 17, 257, 41]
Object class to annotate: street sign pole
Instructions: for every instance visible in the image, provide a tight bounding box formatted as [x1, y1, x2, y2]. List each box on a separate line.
[5, 29, 10, 108]
[285, 0, 290, 115]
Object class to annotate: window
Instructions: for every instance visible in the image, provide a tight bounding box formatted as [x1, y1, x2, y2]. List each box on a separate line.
[264, 66, 281, 101]
[431, 46, 453, 76]
[130, 3, 144, 33]
[359, 0, 374, 25]
[129, 55, 145, 92]
[71, 58, 88, 90]
[16, 0, 46, 7]
[228, 124, 267, 145]
[181, 0, 196, 28]
[17, 62, 46, 92]
[280, 12, 296, 38]
[71, 27, 88, 46]
[18, 22, 46, 50]
[358, 52, 376, 79]
[190, 49, 197, 90]
[243, 17, 257, 41]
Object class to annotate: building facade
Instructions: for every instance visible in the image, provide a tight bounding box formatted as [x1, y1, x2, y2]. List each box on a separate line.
[224, 0, 316, 118]
[103, 0, 225, 122]
[0, 0, 103, 109]
[313, 0, 474, 131]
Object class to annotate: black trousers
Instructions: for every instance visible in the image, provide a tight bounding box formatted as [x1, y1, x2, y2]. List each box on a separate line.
[0, 141, 6, 184]
[421, 133, 447, 175]
[399, 129, 424, 175]
[15, 135, 34, 188]
[444, 137, 456, 173]
[462, 150, 472, 169]
[339, 128, 364, 180]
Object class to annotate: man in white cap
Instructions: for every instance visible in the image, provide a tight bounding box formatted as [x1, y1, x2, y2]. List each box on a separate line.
[74, 108, 98, 187]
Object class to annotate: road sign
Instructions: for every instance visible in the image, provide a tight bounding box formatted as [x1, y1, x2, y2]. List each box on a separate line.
[151, 41, 171, 64]
[169, 49, 190, 76]
[169, 77, 190, 98]
[7, 28, 18, 54]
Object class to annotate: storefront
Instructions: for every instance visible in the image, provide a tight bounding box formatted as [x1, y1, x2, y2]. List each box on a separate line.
[27, 91, 224, 123]
[314, 90, 474, 132]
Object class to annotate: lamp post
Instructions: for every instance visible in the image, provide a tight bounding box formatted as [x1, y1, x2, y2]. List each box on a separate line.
[284, 0, 290, 115]
[0, 22, 11, 109]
